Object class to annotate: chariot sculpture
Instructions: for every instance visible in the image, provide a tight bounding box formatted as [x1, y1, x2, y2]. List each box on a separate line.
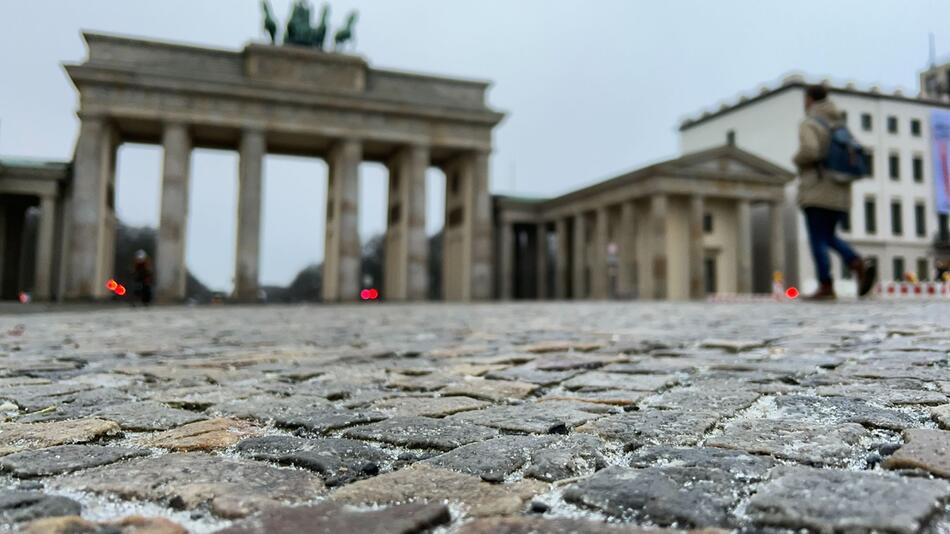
[262, 0, 358, 52]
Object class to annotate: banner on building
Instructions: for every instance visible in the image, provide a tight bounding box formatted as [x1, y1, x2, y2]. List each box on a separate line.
[933, 110, 950, 214]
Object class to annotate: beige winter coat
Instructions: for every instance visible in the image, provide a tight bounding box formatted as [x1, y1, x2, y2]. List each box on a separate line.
[794, 99, 852, 212]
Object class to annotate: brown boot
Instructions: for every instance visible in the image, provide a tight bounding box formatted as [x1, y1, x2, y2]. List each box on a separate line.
[851, 258, 877, 298]
[805, 282, 836, 301]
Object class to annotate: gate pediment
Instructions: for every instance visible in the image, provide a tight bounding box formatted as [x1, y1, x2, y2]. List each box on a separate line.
[659, 145, 794, 185]
[686, 156, 760, 175]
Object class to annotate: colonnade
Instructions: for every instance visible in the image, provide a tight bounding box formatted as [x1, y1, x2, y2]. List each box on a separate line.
[64, 118, 493, 302]
[0, 195, 57, 300]
[498, 193, 786, 300]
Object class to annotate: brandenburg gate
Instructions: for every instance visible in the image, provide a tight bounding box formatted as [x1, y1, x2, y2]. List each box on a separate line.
[63, 32, 503, 302]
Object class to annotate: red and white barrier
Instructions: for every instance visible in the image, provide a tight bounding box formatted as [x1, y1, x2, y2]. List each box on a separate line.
[875, 282, 950, 299]
[706, 282, 950, 301]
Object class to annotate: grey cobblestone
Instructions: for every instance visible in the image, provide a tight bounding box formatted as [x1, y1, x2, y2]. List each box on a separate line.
[0, 301, 948, 533]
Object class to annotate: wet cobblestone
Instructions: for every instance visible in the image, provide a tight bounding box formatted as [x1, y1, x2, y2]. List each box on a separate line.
[1, 301, 949, 532]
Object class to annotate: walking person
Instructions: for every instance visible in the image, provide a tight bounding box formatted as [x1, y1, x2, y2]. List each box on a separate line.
[793, 85, 876, 300]
[132, 250, 154, 306]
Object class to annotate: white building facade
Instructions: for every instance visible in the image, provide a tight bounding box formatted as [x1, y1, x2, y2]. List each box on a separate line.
[680, 69, 950, 294]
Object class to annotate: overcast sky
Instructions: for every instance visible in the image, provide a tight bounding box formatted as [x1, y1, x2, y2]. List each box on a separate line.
[3, 1, 950, 291]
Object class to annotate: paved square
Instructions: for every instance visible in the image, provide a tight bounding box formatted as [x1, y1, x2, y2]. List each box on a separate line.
[2, 301, 949, 533]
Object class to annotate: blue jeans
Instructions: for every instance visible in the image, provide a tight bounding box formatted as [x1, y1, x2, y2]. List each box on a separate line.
[803, 207, 859, 284]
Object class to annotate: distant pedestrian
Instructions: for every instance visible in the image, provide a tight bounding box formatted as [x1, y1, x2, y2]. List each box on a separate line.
[794, 85, 876, 300]
[936, 260, 950, 281]
[132, 250, 154, 306]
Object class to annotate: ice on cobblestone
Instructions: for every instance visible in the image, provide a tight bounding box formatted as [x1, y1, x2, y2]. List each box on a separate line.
[747, 466, 950, 532]
[705, 418, 871, 466]
[343, 416, 499, 450]
[2, 301, 949, 532]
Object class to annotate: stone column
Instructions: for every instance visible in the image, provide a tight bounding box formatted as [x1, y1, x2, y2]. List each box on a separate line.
[54, 196, 69, 302]
[591, 206, 609, 299]
[441, 160, 464, 302]
[618, 201, 635, 297]
[442, 151, 492, 302]
[737, 198, 753, 294]
[385, 145, 428, 301]
[384, 156, 404, 299]
[234, 129, 265, 302]
[65, 116, 116, 299]
[2, 205, 26, 300]
[572, 212, 587, 299]
[536, 223, 548, 300]
[155, 123, 192, 303]
[33, 195, 57, 301]
[769, 201, 786, 282]
[469, 152, 493, 301]
[688, 194, 705, 299]
[499, 222, 514, 300]
[555, 218, 569, 299]
[404, 146, 429, 301]
[323, 139, 362, 302]
[648, 194, 668, 300]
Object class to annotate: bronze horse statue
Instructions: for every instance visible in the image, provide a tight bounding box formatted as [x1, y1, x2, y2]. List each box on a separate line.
[334, 11, 359, 51]
[261, 0, 278, 44]
[311, 5, 331, 50]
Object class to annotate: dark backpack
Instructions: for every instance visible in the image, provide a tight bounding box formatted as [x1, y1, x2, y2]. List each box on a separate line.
[812, 117, 871, 184]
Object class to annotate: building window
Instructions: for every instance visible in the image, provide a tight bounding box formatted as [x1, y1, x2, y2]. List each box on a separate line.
[889, 153, 900, 180]
[864, 198, 877, 234]
[726, 130, 736, 146]
[915, 202, 927, 237]
[918, 258, 930, 281]
[911, 119, 922, 137]
[841, 111, 848, 125]
[841, 210, 851, 232]
[861, 113, 873, 131]
[891, 200, 903, 236]
[866, 151, 875, 177]
[887, 116, 898, 134]
[913, 156, 924, 183]
[941, 214, 950, 241]
[893, 256, 906, 281]
[703, 213, 714, 233]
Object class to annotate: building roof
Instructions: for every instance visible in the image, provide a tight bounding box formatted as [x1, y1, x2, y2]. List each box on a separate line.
[679, 73, 950, 131]
[81, 31, 496, 88]
[0, 157, 70, 172]
[493, 194, 548, 204]
[496, 144, 794, 211]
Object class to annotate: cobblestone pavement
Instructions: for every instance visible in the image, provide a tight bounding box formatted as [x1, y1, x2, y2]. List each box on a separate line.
[1, 301, 950, 533]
